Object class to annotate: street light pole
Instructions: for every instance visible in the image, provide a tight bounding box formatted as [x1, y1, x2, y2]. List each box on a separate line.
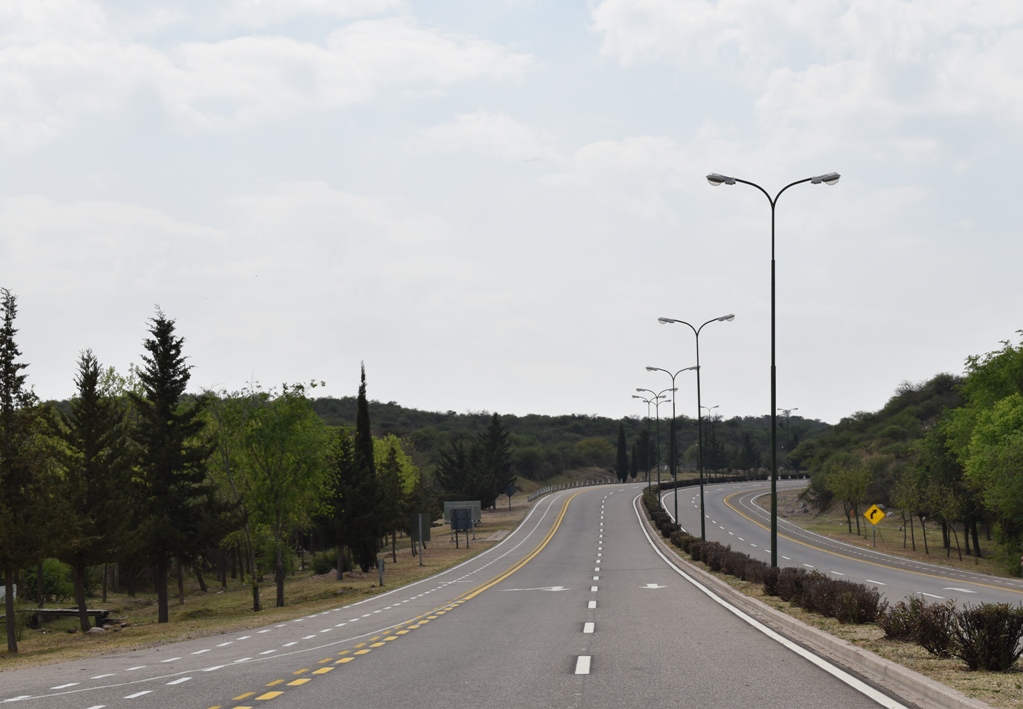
[632, 394, 653, 487]
[706, 171, 839, 567]
[635, 388, 672, 491]
[658, 314, 734, 541]
[646, 367, 696, 527]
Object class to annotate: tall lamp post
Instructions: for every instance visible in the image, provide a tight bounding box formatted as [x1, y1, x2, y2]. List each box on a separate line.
[658, 314, 734, 541]
[706, 170, 839, 567]
[646, 366, 696, 527]
[635, 388, 672, 490]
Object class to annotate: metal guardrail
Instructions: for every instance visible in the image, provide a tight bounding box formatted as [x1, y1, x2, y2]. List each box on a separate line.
[526, 477, 617, 501]
[526, 472, 809, 502]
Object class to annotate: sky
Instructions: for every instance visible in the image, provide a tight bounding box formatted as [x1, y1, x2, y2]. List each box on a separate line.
[1, 0, 1021, 425]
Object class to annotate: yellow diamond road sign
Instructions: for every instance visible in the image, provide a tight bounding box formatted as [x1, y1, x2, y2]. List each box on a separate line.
[864, 504, 885, 526]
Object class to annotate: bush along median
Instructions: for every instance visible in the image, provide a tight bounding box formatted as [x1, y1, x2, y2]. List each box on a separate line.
[642, 487, 1023, 673]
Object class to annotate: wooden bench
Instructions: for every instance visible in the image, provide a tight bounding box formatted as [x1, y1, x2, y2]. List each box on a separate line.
[29, 608, 111, 629]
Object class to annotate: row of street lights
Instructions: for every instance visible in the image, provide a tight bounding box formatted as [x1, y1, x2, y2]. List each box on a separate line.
[633, 170, 839, 566]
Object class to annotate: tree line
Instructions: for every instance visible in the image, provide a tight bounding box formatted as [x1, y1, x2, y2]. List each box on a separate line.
[312, 398, 829, 481]
[0, 289, 514, 653]
[792, 333, 1023, 573]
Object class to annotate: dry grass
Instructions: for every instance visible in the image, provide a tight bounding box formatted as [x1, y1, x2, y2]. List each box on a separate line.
[766, 488, 1011, 578]
[0, 496, 531, 672]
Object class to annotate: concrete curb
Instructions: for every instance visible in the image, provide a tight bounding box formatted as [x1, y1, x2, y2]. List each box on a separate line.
[640, 507, 992, 709]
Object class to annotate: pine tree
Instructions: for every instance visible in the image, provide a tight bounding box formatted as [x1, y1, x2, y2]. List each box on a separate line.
[478, 413, 514, 507]
[616, 422, 629, 483]
[54, 350, 131, 632]
[0, 288, 45, 652]
[131, 310, 227, 623]
[378, 443, 404, 563]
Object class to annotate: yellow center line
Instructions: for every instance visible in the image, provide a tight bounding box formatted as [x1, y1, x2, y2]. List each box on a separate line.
[213, 490, 584, 709]
[456, 491, 582, 603]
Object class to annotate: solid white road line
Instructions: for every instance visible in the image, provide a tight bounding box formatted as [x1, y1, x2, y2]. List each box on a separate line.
[632, 494, 910, 709]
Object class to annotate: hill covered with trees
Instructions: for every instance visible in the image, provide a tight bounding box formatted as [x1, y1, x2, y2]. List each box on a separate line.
[790, 332, 1023, 574]
[311, 397, 830, 481]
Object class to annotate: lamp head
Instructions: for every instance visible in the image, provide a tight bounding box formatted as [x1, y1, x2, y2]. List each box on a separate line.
[645, 366, 657, 372]
[718, 313, 735, 322]
[810, 172, 841, 185]
[657, 317, 674, 324]
[706, 173, 736, 186]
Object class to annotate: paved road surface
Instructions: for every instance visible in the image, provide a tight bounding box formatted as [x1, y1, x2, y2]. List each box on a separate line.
[2, 484, 915, 708]
[666, 479, 1023, 606]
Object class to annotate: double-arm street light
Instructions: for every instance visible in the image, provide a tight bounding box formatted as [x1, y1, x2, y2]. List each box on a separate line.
[645, 366, 697, 526]
[658, 314, 734, 541]
[634, 388, 673, 489]
[706, 171, 839, 567]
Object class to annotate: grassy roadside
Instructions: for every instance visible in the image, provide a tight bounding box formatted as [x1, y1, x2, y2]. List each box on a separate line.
[763, 487, 1013, 578]
[0, 490, 539, 671]
[646, 492, 1023, 708]
[0, 468, 618, 672]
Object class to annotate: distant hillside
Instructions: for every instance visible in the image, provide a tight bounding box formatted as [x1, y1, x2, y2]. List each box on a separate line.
[789, 373, 963, 505]
[312, 397, 830, 482]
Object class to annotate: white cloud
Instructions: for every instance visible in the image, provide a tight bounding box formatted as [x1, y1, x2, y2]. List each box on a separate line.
[0, 4, 532, 147]
[591, 0, 1023, 158]
[422, 111, 557, 161]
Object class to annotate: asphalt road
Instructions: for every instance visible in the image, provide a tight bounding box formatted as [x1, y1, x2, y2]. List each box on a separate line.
[666, 479, 1023, 606]
[2, 484, 918, 709]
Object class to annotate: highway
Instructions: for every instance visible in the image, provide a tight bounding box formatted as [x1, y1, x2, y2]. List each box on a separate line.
[666, 479, 1023, 606]
[2, 484, 916, 708]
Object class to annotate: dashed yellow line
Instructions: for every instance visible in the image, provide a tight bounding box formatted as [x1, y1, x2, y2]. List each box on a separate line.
[217, 490, 583, 707]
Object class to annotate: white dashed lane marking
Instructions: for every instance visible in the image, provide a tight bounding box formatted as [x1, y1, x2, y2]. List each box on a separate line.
[574, 656, 592, 675]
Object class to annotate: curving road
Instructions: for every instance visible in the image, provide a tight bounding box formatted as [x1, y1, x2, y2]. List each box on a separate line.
[2, 484, 917, 708]
[666, 479, 1023, 606]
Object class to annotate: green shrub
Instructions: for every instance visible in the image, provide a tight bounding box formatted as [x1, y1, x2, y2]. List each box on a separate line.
[952, 603, 1023, 671]
[776, 567, 811, 603]
[741, 559, 770, 584]
[22, 559, 74, 603]
[916, 600, 956, 658]
[877, 597, 924, 639]
[312, 552, 336, 576]
[832, 583, 880, 624]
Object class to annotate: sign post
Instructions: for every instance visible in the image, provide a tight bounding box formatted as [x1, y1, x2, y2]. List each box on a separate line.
[451, 508, 472, 549]
[864, 504, 886, 547]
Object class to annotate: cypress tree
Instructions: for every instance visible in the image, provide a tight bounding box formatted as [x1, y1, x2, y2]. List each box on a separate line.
[630, 442, 638, 481]
[347, 364, 382, 572]
[616, 422, 629, 483]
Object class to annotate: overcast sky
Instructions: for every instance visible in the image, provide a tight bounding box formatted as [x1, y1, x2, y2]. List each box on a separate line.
[2, 1, 1021, 424]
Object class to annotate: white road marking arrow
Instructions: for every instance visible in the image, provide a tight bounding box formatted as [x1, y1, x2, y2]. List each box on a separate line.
[642, 584, 666, 589]
[500, 586, 569, 592]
